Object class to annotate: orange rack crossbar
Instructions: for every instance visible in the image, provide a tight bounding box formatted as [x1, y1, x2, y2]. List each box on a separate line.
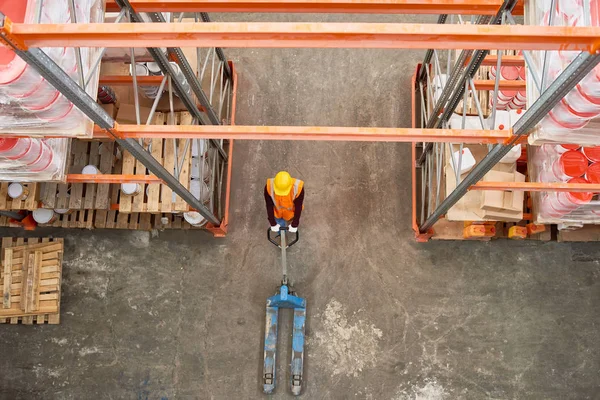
[473, 79, 526, 90]
[471, 181, 600, 192]
[94, 125, 514, 143]
[10, 22, 600, 51]
[105, 0, 525, 15]
[99, 75, 164, 85]
[67, 174, 163, 184]
[480, 55, 525, 67]
[100, 76, 526, 90]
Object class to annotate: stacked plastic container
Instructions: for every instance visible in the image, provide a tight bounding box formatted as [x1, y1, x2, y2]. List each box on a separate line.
[532, 144, 600, 223]
[526, 0, 600, 225]
[528, 0, 600, 144]
[489, 62, 527, 110]
[0, 0, 103, 181]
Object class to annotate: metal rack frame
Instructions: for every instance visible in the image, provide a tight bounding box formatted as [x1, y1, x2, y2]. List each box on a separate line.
[0, 0, 599, 239]
[0, 4, 236, 235]
[413, 1, 600, 240]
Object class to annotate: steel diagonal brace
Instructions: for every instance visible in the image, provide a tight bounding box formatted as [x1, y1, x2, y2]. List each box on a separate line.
[0, 18, 222, 226]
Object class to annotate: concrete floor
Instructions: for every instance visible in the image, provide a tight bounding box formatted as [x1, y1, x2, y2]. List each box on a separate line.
[1, 13, 600, 400]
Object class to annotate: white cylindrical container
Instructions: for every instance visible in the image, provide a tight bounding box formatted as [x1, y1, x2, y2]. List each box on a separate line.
[169, 62, 191, 96]
[190, 179, 210, 204]
[54, 208, 72, 215]
[146, 62, 162, 75]
[82, 165, 99, 175]
[131, 63, 159, 98]
[7, 183, 28, 200]
[32, 209, 57, 225]
[183, 211, 208, 227]
[121, 183, 142, 196]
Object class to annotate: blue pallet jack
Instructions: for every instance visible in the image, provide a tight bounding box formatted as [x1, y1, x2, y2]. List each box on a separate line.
[263, 226, 306, 396]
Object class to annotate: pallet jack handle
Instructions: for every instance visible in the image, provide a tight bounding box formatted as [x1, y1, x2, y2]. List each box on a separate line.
[267, 226, 299, 249]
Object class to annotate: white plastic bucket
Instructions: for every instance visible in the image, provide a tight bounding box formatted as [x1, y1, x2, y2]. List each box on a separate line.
[8, 183, 28, 200]
[32, 208, 57, 225]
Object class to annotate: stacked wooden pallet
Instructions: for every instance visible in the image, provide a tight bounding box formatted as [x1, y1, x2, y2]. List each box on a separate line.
[0, 237, 63, 324]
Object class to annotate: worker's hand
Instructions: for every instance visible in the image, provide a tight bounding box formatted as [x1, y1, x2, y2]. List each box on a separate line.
[270, 224, 280, 232]
[288, 226, 298, 233]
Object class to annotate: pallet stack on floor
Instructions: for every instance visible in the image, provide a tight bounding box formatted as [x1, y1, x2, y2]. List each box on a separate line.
[0, 238, 63, 324]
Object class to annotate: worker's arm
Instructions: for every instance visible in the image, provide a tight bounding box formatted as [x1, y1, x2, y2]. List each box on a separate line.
[291, 188, 304, 228]
[264, 186, 277, 226]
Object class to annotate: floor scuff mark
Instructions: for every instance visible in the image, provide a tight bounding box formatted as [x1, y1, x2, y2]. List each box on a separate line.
[312, 299, 383, 377]
[394, 377, 449, 400]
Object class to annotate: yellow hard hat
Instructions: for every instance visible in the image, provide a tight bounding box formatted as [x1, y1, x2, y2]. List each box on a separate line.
[274, 171, 293, 196]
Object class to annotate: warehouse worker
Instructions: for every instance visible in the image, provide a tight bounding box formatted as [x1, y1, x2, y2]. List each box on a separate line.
[265, 171, 304, 233]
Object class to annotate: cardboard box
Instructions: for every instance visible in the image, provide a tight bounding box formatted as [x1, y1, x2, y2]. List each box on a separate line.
[116, 104, 153, 124]
[100, 103, 118, 120]
[475, 170, 526, 221]
[503, 172, 526, 212]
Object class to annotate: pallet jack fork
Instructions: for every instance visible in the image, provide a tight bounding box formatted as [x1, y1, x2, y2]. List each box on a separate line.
[263, 227, 306, 396]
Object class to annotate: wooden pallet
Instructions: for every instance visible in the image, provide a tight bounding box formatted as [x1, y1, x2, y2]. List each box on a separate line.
[40, 141, 117, 210]
[0, 237, 63, 325]
[95, 210, 153, 230]
[0, 183, 40, 211]
[153, 213, 203, 230]
[118, 112, 193, 214]
[49, 209, 96, 229]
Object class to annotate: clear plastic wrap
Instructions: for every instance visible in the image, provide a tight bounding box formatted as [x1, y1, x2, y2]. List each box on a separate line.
[0, 137, 69, 181]
[527, 0, 600, 145]
[530, 144, 600, 224]
[0, 0, 104, 138]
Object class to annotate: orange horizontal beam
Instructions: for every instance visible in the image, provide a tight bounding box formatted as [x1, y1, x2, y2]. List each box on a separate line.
[479, 55, 524, 67]
[473, 79, 526, 90]
[66, 174, 162, 184]
[11, 22, 600, 51]
[94, 124, 513, 143]
[471, 181, 600, 192]
[105, 0, 524, 15]
[99, 75, 163, 85]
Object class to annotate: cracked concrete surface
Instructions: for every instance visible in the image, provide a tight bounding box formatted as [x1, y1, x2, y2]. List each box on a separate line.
[1, 12, 600, 400]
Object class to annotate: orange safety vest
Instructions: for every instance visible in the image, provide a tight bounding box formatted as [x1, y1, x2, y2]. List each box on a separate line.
[266, 178, 304, 221]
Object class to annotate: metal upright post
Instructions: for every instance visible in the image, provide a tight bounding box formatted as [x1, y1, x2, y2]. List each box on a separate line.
[419, 51, 600, 233]
[0, 13, 221, 226]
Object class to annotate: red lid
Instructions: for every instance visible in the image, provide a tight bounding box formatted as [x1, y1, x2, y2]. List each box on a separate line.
[0, 0, 29, 84]
[518, 67, 526, 80]
[567, 177, 594, 204]
[583, 146, 600, 162]
[586, 162, 600, 184]
[560, 144, 581, 151]
[499, 90, 518, 98]
[500, 66, 520, 80]
[0, 138, 19, 152]
[560, 150, 588, 178]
